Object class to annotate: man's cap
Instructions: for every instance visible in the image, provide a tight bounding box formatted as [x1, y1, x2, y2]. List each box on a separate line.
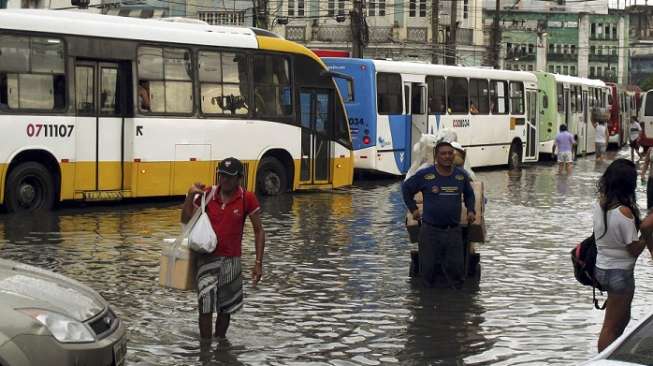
[450, 141, 464, 151]
[217, 157, 244, 176]
[435, 140, 453, 151]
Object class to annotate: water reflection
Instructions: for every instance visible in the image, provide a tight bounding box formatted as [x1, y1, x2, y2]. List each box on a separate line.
[2, 149, 653, 365]
[400, 286, 489, 366]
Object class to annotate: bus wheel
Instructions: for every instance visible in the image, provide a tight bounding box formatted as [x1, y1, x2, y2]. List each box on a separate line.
[256, 157, 287, 196]
[508, 143, 522, 170]
[4, 162, 55, 212]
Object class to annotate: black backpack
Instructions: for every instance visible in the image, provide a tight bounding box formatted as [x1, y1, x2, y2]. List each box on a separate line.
[570, 233, 606, 310]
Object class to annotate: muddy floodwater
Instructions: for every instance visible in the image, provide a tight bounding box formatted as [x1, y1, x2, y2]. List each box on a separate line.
[2, 149, 653, 365]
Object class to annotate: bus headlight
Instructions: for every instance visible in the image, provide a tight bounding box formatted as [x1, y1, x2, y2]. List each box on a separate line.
[19, 308, 95, 343]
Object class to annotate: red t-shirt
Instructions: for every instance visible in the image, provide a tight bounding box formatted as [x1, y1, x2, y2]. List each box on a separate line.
[194, 186, 260, 257]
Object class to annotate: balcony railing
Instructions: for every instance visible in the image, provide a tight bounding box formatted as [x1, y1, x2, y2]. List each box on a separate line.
[407, 27, 428, 42]
[547, 53, 577, 62]
[589, 54, 618, 62]
[285, 26, 306, 42]
[506, 53, 535, 62]
[369, 26, 393, 43]
[316, 25, 351, 42]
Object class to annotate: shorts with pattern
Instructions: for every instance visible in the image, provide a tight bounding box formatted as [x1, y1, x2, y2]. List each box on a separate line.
[196, 255, 243, 315]
[558, 151, 573, 163]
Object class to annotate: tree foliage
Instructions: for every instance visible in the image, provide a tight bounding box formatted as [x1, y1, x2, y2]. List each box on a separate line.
[639, 75, 653, 92]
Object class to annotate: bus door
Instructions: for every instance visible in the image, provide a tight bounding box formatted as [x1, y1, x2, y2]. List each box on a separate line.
[299, 88, 332, 186]
[410, 82, 428, 156]
[564, 88, 570, 126]
[640, 91, 653, 147]
[523, 89, 539, 162]
[74, 61, 130, 194]
[583, 90, 593, 154]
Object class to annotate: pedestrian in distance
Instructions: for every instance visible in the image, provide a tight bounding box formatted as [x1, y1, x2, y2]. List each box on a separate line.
[180, 157, 266, 342]
[553, 124, 576, 174]
[593, 119, 609, 161]
[629, 116, 642, 161]
[593, 158, 653, 352]
[402, 141, 476, 289]
[640, 146, 653, 211]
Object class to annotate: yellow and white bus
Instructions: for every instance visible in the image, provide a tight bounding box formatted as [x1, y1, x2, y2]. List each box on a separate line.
[0, 10, 353, 212]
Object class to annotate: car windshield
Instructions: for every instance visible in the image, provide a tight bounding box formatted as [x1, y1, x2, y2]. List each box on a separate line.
[608, 316, 653, 364]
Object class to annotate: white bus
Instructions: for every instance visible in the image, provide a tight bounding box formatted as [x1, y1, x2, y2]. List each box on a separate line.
[638, 89, 653, 149]
[323, 58, 540, 174]
[536, 73, 610, 157]
[0, 10, 354, 212]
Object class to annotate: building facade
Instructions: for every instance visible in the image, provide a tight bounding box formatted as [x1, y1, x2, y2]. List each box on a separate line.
[267, 0, 486, 65]
[484, 8, 629, 84]
[628, 5, 653, 87]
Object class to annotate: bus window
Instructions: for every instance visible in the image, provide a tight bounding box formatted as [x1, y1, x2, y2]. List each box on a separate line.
[490, 80, 508, 114]
[295, 55, 350, 147]
[404, 85, 410, 114]
[509, 81, 524, 114]
[411, 84, 423, 114]
[469, 78, 489, 114]
[376, 73, 402, 115]
[76, 66, 95, 113]
[645, 92, 653, 116]
[199, 51, 249, 116]
[447, 77, 468, 114]
[0, 35, 65, 111]
[137, 46, 193, 114]
[334, 78, 354, 103]
[426, 75, 446, 114]
[557, 83, 564, 113]
[542, 94, 548, 109]
[100, 68, 119, 115]
[253, 55, 293, 118]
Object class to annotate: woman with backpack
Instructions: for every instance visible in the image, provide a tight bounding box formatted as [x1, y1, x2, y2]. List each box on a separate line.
[593, 158, 653, 352]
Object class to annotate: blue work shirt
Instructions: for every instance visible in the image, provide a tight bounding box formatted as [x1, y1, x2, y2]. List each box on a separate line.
[402, 165, 476, 227]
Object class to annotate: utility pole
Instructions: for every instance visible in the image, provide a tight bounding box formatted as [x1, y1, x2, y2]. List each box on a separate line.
[489, 0, 501, 68]
[260, 0, 270, 29]
[253, 0, 269, 28]
[350, 0, 368, 58]
[447, 0, 458, 64]
[252, 0, 257, 27]
[431, 0, 440, 64]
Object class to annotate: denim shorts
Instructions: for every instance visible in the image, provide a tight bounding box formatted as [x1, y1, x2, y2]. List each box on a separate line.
[595, 267, 635, 294]
[596, 142, 607, 155]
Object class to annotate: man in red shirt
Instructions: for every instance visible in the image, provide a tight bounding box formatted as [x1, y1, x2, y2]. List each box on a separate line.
[181, 157, 265, 341]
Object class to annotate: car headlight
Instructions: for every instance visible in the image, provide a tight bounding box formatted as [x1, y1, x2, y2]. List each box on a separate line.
[18, 308, 95, 343]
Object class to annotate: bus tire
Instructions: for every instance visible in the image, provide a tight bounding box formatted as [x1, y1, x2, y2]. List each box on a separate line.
[256, 157, 287, 196]
[508, 143, 522, 170]
[4, 162, 55, 212]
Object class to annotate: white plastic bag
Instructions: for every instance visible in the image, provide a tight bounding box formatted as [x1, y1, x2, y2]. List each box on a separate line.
[188, 187, 218, 254]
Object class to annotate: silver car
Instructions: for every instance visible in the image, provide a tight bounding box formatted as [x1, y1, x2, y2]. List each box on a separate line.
[582, 310, 653, 366]
[0, 258, 127, 366]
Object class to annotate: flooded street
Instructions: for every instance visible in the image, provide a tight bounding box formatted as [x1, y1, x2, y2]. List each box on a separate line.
[2, 148, 653, 365]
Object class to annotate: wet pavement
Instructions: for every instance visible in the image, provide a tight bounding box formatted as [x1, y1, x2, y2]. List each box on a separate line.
[2, 148, 653, 365]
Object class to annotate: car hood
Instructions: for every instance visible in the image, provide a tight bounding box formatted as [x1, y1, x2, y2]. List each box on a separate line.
[0, 259, 106, 321]
[582, 361, 643, 366]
